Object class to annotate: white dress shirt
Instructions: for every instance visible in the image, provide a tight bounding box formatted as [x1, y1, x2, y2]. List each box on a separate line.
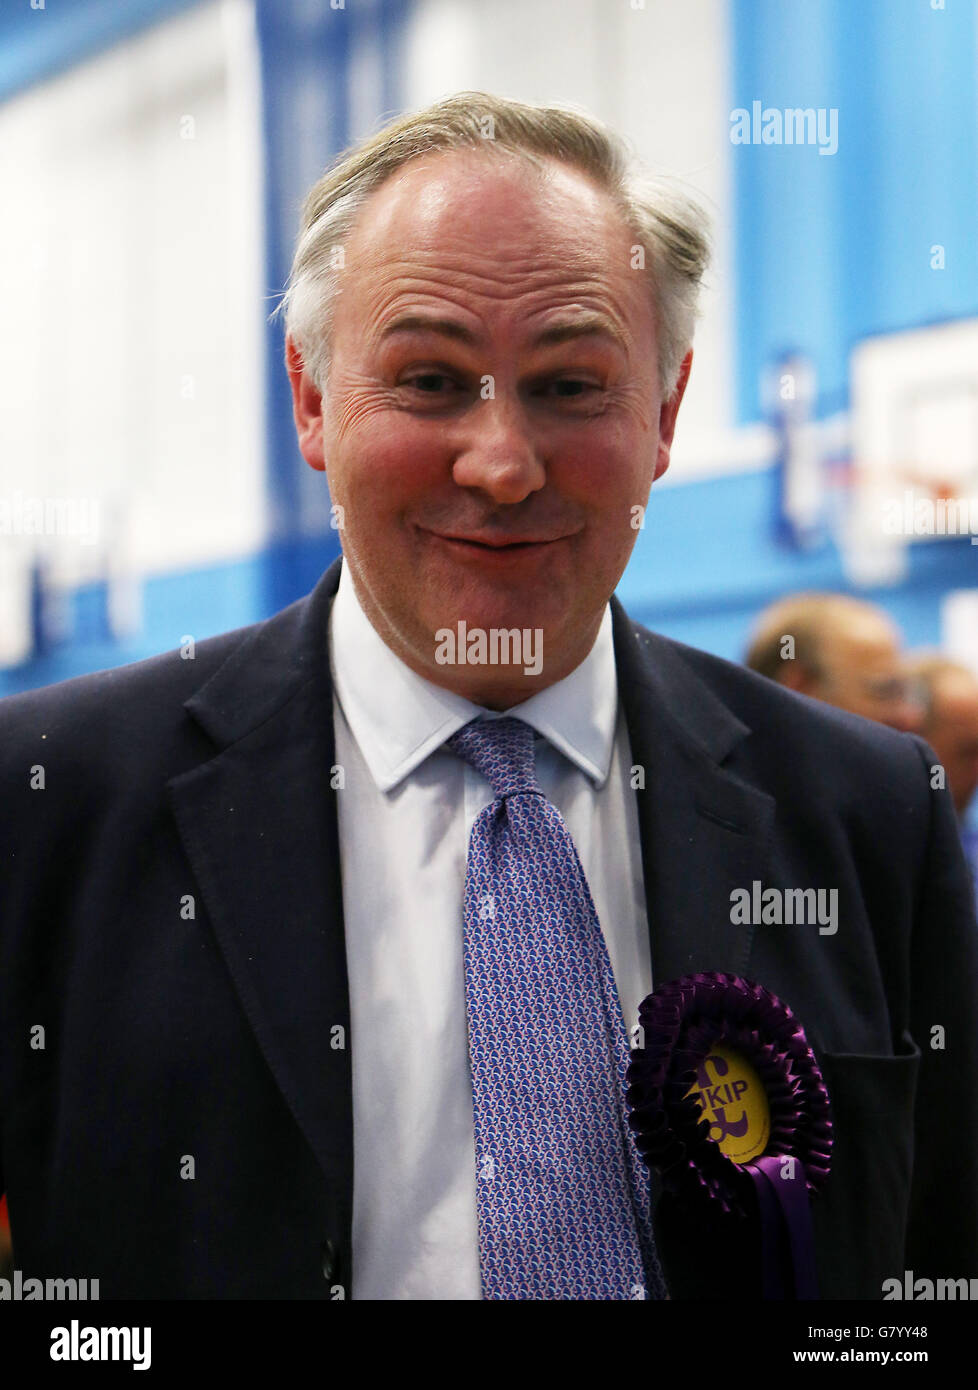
[328, 560, 654, 1299]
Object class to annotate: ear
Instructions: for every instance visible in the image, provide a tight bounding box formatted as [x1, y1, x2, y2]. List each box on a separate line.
[653, 349, 693, 483]
[285, 333, 326, 472]
[778, 661, 820, 696]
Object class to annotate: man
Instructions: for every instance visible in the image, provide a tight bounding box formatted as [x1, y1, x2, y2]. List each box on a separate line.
[904, 654, 978, 820]
[905, 653, 978, 908]
[744, 592, 925, 732]
[1, 93, 976, 1301]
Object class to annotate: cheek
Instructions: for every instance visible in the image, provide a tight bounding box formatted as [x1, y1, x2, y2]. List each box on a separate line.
[551, 419, 654, 509]
[325, 382, 396, 449]
[326, 401, 450, 513]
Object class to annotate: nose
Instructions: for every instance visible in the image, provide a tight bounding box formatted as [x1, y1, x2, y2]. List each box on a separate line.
[451, 392, 546, 504]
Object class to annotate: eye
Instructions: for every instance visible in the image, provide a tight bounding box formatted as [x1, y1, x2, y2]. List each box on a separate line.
[531, 377, 603, 402]
[550, 379, 594, 397]
[403, 373, 458, 393]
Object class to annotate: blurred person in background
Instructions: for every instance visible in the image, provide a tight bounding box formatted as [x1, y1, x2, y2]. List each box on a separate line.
[904, 654, 978, 820]
[744, 592, 925, 733]
[904, 653, 978, 902]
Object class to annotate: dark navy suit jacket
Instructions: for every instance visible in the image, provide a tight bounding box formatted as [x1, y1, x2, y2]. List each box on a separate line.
[2, 556, 976, 1298]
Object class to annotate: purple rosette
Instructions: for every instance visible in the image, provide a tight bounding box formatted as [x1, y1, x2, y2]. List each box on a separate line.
[626, 972, 833, 1299]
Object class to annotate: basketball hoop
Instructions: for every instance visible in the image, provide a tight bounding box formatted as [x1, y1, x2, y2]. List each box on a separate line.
[841, 317, 978, 583]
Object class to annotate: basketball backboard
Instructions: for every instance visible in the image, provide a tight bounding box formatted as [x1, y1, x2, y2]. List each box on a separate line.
[841, 317, 978, 584]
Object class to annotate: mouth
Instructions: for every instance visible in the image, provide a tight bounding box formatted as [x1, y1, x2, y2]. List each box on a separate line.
[425, 530, 569, 553]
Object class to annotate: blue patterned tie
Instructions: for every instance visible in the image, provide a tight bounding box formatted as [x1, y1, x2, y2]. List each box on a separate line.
[447, 716, 667, 1300]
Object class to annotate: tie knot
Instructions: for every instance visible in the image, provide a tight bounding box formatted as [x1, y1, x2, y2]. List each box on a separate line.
[446, 716, 539, 799]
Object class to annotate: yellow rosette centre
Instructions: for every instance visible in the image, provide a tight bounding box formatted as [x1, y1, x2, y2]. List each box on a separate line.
[685, 1044, 771, 1164]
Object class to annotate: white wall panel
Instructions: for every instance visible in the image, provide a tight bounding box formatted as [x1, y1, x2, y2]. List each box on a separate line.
[0, 0, 265, 601]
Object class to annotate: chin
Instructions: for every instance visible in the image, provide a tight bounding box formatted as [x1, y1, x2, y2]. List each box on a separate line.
[439, 605, 559, 640]
[456, 579, 564, 618]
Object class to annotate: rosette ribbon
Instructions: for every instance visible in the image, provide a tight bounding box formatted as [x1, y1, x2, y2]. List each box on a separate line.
[626, 972, 832, 1299]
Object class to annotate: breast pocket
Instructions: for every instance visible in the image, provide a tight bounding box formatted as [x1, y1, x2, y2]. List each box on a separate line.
[812, 1045, 920, 1299]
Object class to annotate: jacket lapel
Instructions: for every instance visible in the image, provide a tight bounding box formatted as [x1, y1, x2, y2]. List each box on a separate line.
[166, 558, 351, 1226]
[611, 599, 775, 988]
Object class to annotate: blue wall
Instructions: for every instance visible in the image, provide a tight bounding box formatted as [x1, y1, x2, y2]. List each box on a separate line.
[619, 469, 978, 664]
[614, 0, 978, 668]
[0, 0, 200, 104]
[731, 0, 978, 423]
[0, 535, 336, 696]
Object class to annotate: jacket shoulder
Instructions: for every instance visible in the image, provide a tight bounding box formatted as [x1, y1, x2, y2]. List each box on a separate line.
[0, 618, 265, 769]
[627, 618, 932, 793]
[0, 619, 255, 728]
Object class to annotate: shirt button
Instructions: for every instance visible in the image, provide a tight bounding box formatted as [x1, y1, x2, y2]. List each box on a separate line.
[321, 1238, 339, 1282]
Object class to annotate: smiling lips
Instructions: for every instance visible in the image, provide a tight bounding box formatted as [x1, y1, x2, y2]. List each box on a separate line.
[430, 531, 566, 549]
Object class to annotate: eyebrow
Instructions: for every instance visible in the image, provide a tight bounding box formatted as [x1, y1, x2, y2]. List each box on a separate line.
[378, 311, 627, 351]
[533, 316, 628, 350]
[380, 314, 478, 345]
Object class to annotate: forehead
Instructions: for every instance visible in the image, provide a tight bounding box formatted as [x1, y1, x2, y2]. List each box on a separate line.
[826, 614, 900, 668]
[936, 675, 978, 727]
[337, 148, 650, 342]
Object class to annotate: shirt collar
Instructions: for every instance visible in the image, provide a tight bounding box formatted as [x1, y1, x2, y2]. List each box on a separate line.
[328, 558, 618, 793]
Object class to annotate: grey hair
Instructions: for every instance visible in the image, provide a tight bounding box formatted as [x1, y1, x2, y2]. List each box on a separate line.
[273, 90, 711, 400]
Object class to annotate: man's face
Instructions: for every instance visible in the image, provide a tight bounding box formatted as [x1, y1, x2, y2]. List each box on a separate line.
[926, 674, 978, 816]
[811, 616, 924, 733]
[287, 149, 688, 708]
